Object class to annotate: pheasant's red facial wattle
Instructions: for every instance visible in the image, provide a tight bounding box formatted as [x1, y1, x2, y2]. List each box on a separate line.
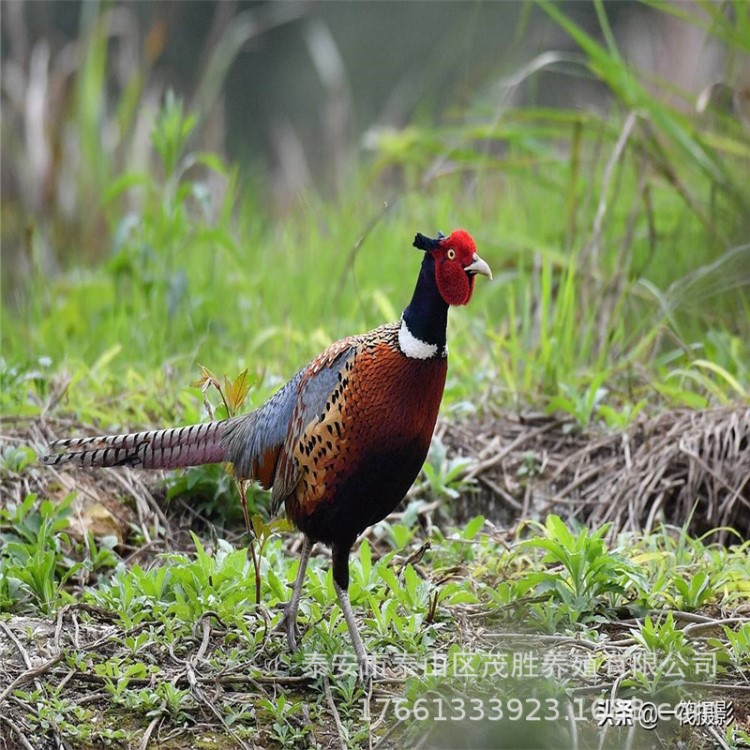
[435, 254, 475, 305]
[431, 229, 490, 306]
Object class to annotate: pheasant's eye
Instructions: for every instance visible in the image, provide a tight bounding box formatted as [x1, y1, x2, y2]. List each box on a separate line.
[447, 248, 456, 260]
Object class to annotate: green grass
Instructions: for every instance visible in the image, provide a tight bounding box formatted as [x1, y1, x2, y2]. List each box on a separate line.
[1, 497, 749, 747]
[3, 3, 749, 428]
[3, 149, 747, 430]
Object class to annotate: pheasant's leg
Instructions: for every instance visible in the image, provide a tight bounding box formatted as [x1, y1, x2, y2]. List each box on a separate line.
[332, 542, 372, 677]
[278, 536, 313, 652]
[333, 579, 370, 671]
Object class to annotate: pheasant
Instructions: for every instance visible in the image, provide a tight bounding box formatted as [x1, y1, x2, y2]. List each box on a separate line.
[43, 229, 491, 672]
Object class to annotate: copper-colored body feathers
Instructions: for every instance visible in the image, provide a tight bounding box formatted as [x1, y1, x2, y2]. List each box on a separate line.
[279, 323, 446, 546]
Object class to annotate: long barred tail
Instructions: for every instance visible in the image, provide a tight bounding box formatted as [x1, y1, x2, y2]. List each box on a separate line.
[42, 421, 228, 469]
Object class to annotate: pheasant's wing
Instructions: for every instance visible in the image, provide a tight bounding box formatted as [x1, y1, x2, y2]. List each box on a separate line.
[221, 371, 300, 487]
[222, 336, 356, 499]
[270, 337, 357, 512]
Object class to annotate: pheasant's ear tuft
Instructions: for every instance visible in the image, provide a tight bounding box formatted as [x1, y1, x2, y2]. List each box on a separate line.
[413, 232, 444, 252]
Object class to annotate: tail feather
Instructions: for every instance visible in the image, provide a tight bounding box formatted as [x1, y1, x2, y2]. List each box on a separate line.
[42, 421, 228, 469]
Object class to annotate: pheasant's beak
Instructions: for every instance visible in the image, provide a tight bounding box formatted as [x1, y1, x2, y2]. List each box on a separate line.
[465, 254, 493, 280]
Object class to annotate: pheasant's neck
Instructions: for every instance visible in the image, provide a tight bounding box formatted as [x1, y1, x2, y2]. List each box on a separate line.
[399, 255, 448, 360]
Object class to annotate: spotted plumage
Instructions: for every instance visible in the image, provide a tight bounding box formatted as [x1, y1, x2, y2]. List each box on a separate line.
[279, 323, 447, 550]
[42, 229, 491, 673]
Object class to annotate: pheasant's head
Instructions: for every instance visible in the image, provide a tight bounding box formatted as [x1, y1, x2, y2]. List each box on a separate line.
[413, 229, 492, 305]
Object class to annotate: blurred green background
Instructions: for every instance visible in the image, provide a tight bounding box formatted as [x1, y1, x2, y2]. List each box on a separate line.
[2, 0, 748, 426]
[3, 1, 693, 277]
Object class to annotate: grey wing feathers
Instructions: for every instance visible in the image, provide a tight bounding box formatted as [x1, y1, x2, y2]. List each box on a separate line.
[270, 348, 354, 509]
[221, 370, 303, 478]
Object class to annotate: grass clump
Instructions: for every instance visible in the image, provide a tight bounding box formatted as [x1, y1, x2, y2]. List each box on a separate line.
[1, 497, 749, 747]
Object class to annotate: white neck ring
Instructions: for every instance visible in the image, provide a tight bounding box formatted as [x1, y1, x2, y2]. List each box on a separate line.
[399, 317, 445, 359]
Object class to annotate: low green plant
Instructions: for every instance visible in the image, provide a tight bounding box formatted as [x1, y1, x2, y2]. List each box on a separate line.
[546, 372, 610, 427]
[96, 657, 159, 695]
[709, 622, 750, 673]
[671, 570, 714, 610]
[516, 515, 642, 625]
[516, 451, 542, 479]
[378, 520, 417, 550]
[597, 400, 648, 430]
[420, 437, 477, 502]
[247, 514, 293, 605]
[0, 444, 37, 474]
[331, 675, 367, 721]
[726, 724, 750, 750]
[110, 684, 163, 715]
[156, 683, 193, 721]
[258, 694, 310, 749]
[625, 612, 699, 692]
[164, 463, 245, 524]
[87, 535, 264, 631]
[0, 493, 72, 547]
[630, 613, 691, 656]
[0, 494, 80, 613]
[28, 690, 97, 743]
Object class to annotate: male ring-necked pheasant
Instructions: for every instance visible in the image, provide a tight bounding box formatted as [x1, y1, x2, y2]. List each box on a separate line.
[43, 230, 491, 671]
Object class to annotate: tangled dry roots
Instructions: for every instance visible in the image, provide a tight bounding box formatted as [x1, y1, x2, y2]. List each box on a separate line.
[445, 405, 749, 542]
[584, 406, 750, 539]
